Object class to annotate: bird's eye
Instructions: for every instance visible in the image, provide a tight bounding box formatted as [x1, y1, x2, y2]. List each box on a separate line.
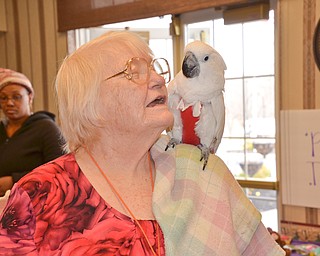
[203, 55, 209, 61]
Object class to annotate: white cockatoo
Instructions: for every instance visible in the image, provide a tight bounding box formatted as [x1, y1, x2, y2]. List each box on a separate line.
[166, 41, 227, 169]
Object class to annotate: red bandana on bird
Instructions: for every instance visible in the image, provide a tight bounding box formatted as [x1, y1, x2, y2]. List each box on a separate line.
[181, 105, 201, 146]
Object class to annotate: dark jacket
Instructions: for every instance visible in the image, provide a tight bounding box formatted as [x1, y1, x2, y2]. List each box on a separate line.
[0, 111, 66, 182]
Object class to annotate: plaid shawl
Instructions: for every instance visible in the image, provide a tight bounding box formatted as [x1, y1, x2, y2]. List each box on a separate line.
[151, 135, 284, 255]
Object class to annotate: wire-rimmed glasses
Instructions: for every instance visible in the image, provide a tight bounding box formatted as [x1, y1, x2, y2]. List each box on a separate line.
[0, 94, 26, 104]
[105, 57, 171, 84]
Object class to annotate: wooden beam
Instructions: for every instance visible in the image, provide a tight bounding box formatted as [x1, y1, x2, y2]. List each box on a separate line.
[237, 179, 279, 190]
[57, 0, 249, 31]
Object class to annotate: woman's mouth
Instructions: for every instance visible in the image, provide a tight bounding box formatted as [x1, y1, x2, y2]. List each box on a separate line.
[147, 96, 166, 107]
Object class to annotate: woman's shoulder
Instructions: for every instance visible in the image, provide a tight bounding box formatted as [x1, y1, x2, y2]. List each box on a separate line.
[24, 111, 58, 129]
[30, 111, 56, 121]
[25, 152, 75, 173]
[17, 153, 80, 196]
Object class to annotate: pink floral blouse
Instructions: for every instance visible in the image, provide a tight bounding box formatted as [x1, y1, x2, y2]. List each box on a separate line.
[0, 154, 165, 255]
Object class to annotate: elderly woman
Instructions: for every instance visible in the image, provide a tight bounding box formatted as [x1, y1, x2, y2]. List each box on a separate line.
[0, 68, 65, 197]
[0, 31, 284, 255]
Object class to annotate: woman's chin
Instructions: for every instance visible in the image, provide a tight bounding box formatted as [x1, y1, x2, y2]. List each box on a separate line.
[150, 111, 173, 128]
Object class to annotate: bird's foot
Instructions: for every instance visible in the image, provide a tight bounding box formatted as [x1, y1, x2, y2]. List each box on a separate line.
[197, 144, 210, 170]
[165, 138, 180, 151]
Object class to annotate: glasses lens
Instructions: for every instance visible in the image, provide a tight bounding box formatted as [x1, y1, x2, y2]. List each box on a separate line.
[128, 58, 148, 85]
[0, 96, 6, 104]
[153, 58, 171, 83]
[0, 94, 23, 104]
[13, 95, 23, 101]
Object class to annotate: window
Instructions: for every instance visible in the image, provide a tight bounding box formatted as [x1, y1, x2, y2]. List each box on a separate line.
[183, 10, 278, 230]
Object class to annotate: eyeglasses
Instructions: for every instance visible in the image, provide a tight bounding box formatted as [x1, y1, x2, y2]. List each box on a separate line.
[0, 94, 26, 104]
[105, 57, 171, 84]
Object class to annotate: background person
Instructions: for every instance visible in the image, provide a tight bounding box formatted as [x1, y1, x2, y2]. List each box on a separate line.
[0, 32, 284, 255]
[0, 68, 66, 197]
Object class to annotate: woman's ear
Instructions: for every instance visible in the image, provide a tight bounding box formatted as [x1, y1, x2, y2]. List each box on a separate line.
[28, 93, 33, 104]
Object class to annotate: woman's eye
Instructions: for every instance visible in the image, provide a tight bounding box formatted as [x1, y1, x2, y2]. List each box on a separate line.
[13, 95, 22, 100]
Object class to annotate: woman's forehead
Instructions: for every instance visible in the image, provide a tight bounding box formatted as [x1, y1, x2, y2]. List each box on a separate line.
[112, 51, 151, 68]
[122, 47, 150, 59]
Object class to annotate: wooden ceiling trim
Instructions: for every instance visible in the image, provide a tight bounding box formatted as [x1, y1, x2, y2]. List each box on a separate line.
[57, 0, 249, 31]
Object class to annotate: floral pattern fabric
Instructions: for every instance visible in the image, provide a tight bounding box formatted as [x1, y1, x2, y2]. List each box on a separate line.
[0, 154, 165, 256]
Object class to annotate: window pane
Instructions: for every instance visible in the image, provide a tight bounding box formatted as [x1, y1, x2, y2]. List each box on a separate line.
[252, 138, 276, 180]
[243, 143, 265, 178]
[214, 19, 243, 78]
[149, 38, 173, 78]
[185, 21, 213, 45]
[224, 79, 244, 137]
[245, 188, 278, 230]
[243, 11, 275, 76]
[244, 76, 275, 137]
[217, 138, 246, 178]
[246, 138, 276, 181]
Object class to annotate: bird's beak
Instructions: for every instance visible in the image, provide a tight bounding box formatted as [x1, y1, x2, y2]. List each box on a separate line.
[182, 51, 200, 78]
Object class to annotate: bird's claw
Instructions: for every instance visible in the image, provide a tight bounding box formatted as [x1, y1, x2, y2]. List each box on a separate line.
[197, 145, 210, 170]
[165, 138, 180, 151]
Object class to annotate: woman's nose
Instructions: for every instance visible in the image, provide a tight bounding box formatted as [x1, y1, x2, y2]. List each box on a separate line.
[6, 98, 15, 105]
[148, 70, 165, 89]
